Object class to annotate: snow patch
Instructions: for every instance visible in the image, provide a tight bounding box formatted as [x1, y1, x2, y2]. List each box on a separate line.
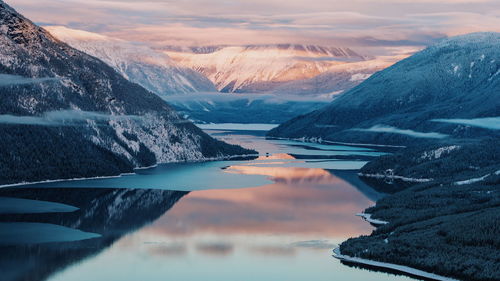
[333, 248, 459, 281]
[359, 172, 433, 183]
[356, 213, 389, 225]
[420, 146, 460, 160]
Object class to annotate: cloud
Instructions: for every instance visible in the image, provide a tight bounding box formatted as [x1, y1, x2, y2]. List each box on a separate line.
[0, 74, 60, 87]
[8, 0, 500, 54]
[351, 125, 449, 139]
[0, 110, 142, 126]
[431, 117, 500, 130]
[293, 56, 364, 62]
[290, 240, 336, 249]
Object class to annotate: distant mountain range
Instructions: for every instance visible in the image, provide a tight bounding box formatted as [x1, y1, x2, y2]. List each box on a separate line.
[46, 29, 401, 124]
[0, 0, 252, 185]
[162, 44, 396, 96]
[45, 26, 216, 97]
[268, 33, 500, 144]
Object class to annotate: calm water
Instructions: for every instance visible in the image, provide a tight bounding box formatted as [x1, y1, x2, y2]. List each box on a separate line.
[0, 126, 413, 281]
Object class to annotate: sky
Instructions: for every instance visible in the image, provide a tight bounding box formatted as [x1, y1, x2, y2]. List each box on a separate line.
[7, 0, 500, 54]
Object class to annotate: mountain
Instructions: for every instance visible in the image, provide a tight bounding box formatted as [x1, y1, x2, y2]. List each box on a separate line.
[268, 33, 500, 145]
[163, 44, 394, 95]
[45, 26, 217, 97]
[0, 1, 253, 185]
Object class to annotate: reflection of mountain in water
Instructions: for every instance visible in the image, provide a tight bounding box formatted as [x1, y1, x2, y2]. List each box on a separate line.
[0, 187, 187, 281]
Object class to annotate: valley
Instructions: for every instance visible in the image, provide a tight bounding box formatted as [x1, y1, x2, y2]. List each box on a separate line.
[0, 0, 498, 281]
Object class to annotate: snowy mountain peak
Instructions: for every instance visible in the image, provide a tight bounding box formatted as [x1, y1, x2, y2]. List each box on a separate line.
[45, 26, 216, 96]
[164, 44, 384, 93]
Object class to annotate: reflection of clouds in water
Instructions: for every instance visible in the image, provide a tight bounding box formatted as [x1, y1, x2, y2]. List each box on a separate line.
[136, 134, 378, 245]
[256, 153, 296, 160]
[144, 172, 373, 238]
[225, 165, 337, 184]
[145, 242, 187, 257]
[196, 242, 234, 256]
[251, 245, 296, 256]
[291, 240, 336, 249]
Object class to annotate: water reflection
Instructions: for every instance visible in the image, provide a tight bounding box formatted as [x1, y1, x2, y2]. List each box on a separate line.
[0, 129, 411, 281]
[0, 188, 186, 281]
[145, 169, 374, 238]
[43, 164, 410, 281]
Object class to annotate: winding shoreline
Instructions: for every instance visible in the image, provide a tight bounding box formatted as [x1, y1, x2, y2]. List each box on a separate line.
[266, 136, 407, 149]
[0, 153, 259, 189]
[332, 247, 459, 281]
[358, 172, 433, 183]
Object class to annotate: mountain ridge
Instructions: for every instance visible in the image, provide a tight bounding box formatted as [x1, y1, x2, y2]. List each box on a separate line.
[45, 26, 217, 97]
[268, 32, 500, 145]
[0, 0, 253, 185]
[163, 44, 394, 94]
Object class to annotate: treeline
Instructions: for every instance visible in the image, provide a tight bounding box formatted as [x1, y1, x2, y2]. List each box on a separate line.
[360, 138, 500, 193]
[341, 138, 500, 281]
[0, 125, 133, 185]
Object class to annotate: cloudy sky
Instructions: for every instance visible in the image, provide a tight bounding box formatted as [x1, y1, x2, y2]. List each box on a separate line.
[8, 0, 500, 53]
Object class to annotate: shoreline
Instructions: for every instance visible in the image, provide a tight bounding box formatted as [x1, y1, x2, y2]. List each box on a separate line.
[355, 212, 388, 225]
[332, 247, 459, 281]
[358, 172, 433, 183]
[266, 136, 406, 149]
[0, 153, 259, 189]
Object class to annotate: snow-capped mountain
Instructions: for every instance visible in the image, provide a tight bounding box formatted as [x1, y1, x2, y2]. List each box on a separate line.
[268, 33, 500, 144]
[0, 1, 252, 185]
[163, 44, 394, 95]
[45, 26, 216, 97]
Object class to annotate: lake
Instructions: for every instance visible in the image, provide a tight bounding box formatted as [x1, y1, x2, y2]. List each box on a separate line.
[0, 125, 414, 281]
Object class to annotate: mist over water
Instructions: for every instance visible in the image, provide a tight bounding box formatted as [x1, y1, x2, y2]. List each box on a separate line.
[0, 110, 142, 126]
[351, 125, 449, 139]
[0, 74, 60, 86]
[432, 117, 500, 130]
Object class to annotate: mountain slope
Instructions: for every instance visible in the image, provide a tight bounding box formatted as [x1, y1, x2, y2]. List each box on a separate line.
[164, 44, 392, 95]
[45, 26, 216, 97]
[0, 1, 253, 185]
[268, 33, 500, 144]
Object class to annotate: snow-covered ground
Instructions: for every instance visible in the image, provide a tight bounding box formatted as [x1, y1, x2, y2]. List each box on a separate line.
[420, 146, 460, 160]
[332, 248, 459, 281]
[454, 170, 500, 185]
[356, 213, 389, 225]
[358, 172, 433, 183]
